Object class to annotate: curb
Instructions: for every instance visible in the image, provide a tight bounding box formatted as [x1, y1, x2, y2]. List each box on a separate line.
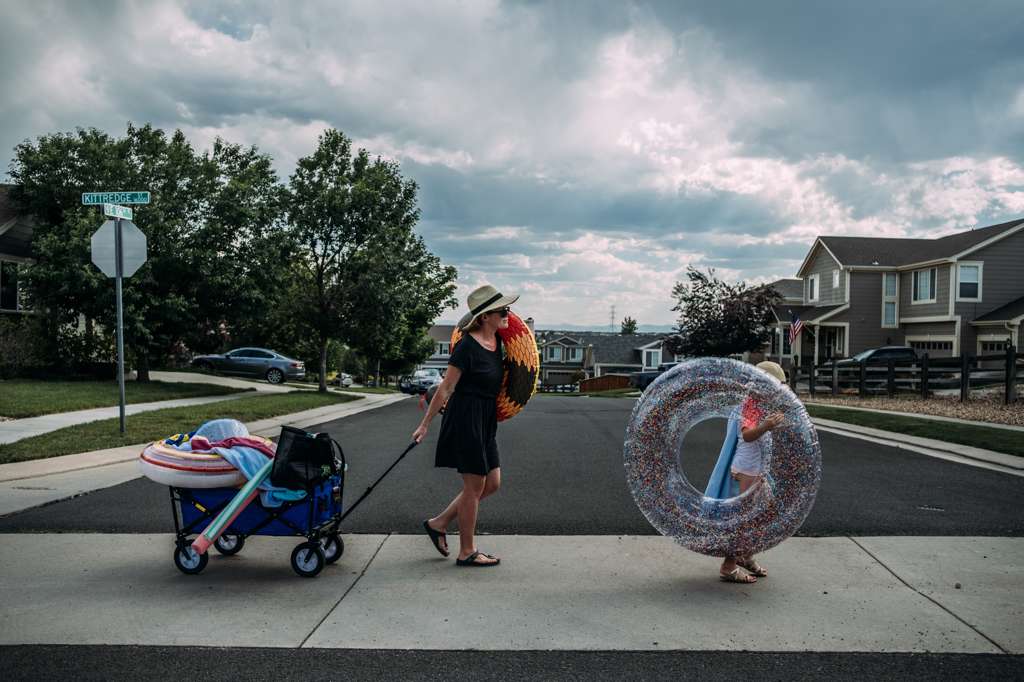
[812, 417, 1023, 474]
[0, 393, 410, 483]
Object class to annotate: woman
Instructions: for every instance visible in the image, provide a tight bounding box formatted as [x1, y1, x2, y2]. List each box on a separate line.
[412, 284, 518, 567]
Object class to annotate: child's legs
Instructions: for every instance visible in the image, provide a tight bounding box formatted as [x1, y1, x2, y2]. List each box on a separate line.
[721, 471, 762, 570]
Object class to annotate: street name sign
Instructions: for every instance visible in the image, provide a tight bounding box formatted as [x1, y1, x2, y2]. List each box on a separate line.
[82, 191, 151, 205]
[91, 220, 148, 278]
[103, 203, 133, 220]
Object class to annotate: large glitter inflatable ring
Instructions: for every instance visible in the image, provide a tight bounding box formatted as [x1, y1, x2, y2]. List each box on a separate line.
[624, 357, 821, 557]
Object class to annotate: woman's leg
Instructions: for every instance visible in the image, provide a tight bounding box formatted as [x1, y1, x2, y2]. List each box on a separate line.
[430, 467, 501, 534]
[456, 473, 496, 562]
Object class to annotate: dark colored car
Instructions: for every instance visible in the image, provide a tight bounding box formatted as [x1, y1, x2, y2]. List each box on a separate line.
[629, 362, 681, 390]
[830, 346, 918, 366]
[191, 347, 305, 384]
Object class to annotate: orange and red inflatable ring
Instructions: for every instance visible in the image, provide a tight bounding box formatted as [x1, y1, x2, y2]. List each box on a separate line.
[450, 311, 539, 421]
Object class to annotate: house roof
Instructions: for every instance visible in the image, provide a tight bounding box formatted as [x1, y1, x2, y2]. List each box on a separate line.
[804, 304, 847, 323]
[768, 278, 803, 300]
[815, 218, 1024, 270]
[535, 330, 667, 365]
[772, 304, 815, 322]
[972, 295, 1024, 323]
[428, 324, 457, 343]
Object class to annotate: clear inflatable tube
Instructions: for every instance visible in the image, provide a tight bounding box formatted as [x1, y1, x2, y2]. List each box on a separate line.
[624, 358, 821, 557]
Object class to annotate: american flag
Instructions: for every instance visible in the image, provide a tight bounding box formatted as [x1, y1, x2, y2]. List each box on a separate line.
[789, 313, 804, 347]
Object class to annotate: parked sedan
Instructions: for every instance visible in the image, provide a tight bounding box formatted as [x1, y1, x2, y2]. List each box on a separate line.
[410, 368, 443, 394]
[333, 372, 353, 388]
[191, 347, 305, 384]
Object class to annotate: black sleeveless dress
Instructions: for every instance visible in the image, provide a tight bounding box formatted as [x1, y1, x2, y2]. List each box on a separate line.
[435, 332, 503, 476]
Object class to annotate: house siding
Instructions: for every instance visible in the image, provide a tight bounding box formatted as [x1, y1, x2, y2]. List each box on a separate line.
[900, 264, 950, 317]
[803, 244, 845, 306]
[846, 271, 903, 353]
[903, 321, 956, 336]
[954, 227, 1024, 320]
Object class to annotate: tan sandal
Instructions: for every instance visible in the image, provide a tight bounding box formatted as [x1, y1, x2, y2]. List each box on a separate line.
[720, 566, 757, 583]
[738, 558, 767, 577]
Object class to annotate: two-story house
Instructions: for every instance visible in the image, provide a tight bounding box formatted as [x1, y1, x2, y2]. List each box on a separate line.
[535, 331, 678, 385]
[785, 218, 1024, 364]
[0, 185, 34, 315]
[422, 317, 538, 373]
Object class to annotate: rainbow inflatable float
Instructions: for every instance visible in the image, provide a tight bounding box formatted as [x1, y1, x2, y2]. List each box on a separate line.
[450, 310, 539, 421]
[137, 439, 249, 488]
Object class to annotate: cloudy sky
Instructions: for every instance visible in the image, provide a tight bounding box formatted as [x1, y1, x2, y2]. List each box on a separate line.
[2, 1, 1023, 329]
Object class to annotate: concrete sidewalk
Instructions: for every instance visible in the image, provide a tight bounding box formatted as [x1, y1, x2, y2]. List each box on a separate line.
[0, 393, 255, 445]
[0, 534, 1018, 654]
[0, 392, 410, 516]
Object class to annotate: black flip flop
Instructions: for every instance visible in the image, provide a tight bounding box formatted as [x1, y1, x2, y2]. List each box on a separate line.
[422, 520, 449, 557]
[456, 551, 500, 567]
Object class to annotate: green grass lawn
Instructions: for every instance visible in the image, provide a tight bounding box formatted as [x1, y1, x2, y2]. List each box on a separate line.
[0, 380, 251, 419]
[0, 391, 360, 463]
[805, 404, 1023, 458]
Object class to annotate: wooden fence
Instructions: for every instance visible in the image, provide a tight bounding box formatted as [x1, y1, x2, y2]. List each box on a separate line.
[788, 345, 1021, 404]
[579, 374, 632, 392]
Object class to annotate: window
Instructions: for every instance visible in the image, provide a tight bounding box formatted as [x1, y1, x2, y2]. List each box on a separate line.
[251, 350, 275, 359]
[883, 272, 897, 298]
[0, 261, 20, 311]
[908, 340, 953, 353]
[956, 263, 982, 301]
[912, 268, 937, 303]
[806, 274, 819, 302]
[547, 346, 563, 361]
[782, 328, 792, 355]
[567, 347, 582, 362]
[643, 349, 661, 368]
[980, 340, 1008, 354]
[832, 270, 840, 288]
[883, 302, 896, 327]
[438, 342, 450, 355]
[881, 273, 898, 328]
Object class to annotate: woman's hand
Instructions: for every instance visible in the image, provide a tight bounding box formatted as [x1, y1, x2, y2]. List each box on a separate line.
[412, 423, 429, 443]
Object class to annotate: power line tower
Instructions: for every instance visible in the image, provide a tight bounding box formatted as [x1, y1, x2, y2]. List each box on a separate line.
[609, 305, 616, 331]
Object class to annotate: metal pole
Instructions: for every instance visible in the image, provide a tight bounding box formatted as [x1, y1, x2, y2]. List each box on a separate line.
[115, 217, 126, 434]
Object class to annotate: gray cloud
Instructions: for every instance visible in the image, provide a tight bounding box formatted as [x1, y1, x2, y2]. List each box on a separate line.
[2, 0, 1022, 325]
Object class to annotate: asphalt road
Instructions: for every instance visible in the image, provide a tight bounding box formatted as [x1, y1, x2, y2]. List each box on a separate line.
[2, 646, 1020, 681]
[2, 396, 1021, 536]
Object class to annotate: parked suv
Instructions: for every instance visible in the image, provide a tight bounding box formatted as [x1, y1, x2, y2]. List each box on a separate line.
[629, 361, 681, 390]
[831, 346, 917, 366]
[191, 347, 305, 384]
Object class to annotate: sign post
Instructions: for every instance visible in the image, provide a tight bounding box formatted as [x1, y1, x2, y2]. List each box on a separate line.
[87, 192, 150, 434]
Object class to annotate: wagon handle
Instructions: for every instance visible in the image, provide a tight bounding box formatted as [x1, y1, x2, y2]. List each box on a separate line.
[337, 441, 418, 523]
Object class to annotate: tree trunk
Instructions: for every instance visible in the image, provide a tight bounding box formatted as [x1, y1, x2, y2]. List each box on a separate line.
[319, 338, 328, 393]
[136, 350, 150, 382]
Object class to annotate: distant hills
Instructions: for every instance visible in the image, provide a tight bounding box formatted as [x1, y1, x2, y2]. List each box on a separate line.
[434, 320, 676, 333]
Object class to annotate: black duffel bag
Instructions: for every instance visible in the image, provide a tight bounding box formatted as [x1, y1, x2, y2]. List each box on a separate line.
[271, 426, 343, 491]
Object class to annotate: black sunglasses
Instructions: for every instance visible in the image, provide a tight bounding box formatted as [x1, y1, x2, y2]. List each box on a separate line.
[494, 307, 510, 317]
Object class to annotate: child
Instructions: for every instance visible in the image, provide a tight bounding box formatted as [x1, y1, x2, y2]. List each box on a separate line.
[719, 361, 787, 584]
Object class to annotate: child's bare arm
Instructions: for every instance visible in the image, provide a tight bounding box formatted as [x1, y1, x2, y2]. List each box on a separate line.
[741, 413, 785, 442]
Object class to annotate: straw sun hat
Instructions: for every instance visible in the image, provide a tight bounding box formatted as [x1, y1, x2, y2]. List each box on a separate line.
[458, 284, 520, 331]
[755, 361, 787, 384]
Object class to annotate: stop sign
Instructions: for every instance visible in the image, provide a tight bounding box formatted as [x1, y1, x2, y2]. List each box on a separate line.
[90, 220, 148, 278]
